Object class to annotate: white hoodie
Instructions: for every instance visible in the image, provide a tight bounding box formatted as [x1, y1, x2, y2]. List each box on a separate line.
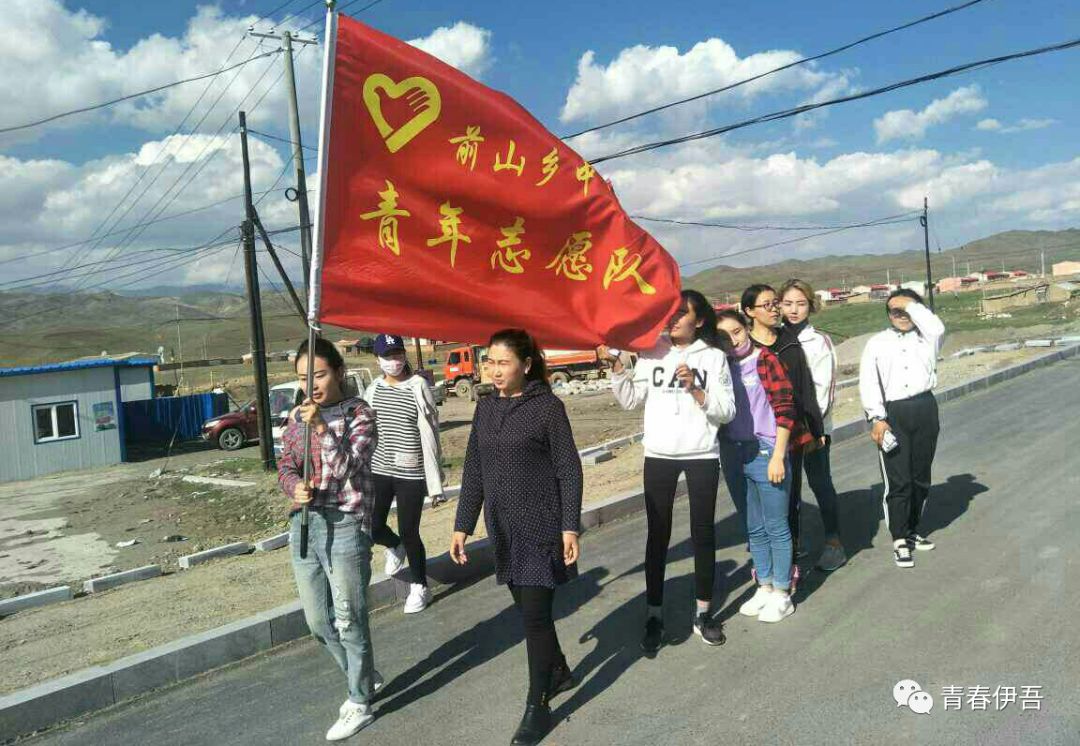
[610, 338, 735, 459]
[795, 324, 839, 434]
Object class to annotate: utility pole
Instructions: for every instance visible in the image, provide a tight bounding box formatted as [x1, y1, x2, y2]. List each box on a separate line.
[239, 111, 276, 471]
[920, 196, 935, 310]
[248, 27, 319, 291]
[1041, 250, 1046, 277]
[951, 254, 957, 278]
[175, 302, 184, 391]
[886, 268, 891, 286]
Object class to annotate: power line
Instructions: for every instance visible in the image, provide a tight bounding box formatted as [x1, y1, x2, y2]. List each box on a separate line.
[635, 211, 921, 232]
[247, 127, 318, 151]
[74, 50, 287, 288]
[679, 214, 921, 270]
[562, 0, 992, 140]
[0, 187, 290, 269]
[52, 36, 258, 282]
[0, 50, 281, 134]
[591, 36, 1080, 164]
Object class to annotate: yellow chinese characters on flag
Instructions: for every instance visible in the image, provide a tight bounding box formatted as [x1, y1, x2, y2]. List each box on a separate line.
[318, 15, 681, 350]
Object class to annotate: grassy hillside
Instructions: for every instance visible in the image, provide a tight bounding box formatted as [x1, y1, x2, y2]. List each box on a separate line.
[2, 228, 1077, 368]
[685, 228, 1080, 300]
[0, 290, 358, 367]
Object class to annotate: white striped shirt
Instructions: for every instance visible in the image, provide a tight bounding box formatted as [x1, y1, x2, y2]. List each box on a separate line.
[370, 381, 425, 480]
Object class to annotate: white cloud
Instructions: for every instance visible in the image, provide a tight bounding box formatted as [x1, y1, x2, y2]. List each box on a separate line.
[0, 133, 296, 288]
[560, 39, 850, 125]
[0, 2, 494, 145]
[874, 85, 987, 144]
[408, 22, 494, 79]
[977, 117, 1058, 134]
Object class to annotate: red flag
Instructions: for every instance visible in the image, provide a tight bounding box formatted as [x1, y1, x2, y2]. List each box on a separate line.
[317, 14, 681, 350]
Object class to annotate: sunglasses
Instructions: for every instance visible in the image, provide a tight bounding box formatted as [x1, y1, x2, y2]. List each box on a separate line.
[888, 308, 910, 319]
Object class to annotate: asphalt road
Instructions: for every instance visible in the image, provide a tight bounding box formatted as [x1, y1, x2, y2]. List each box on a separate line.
[25, 360, 1080, 745]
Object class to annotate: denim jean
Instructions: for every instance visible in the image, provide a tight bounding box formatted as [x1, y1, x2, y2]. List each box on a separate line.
[719, 437, 757, 524]
[744, 444, 793, 591]
[802, 438, 841, 540]
[291, 508, 376, 705]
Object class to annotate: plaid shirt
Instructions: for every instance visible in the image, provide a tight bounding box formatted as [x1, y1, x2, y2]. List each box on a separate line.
[755, 346, 797, 432]
[277, 396, 377, 533]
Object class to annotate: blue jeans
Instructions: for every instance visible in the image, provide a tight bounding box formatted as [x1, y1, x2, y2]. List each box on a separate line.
[803, 439, 841, 539]
[291, 509, 376, 705]
[719, 437, 756, 524]
[744, 445, 793, 591]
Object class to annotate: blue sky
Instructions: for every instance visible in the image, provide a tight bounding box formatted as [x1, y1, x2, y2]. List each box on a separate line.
[1, 0, 1078, 288]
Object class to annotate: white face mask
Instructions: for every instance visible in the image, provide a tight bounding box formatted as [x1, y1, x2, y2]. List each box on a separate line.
[379, 358, 406, 377]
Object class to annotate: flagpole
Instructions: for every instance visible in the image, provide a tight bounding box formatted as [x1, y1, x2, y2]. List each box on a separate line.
[299, 0, 338, 559]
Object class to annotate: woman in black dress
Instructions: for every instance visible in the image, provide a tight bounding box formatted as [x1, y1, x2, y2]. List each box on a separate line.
[451, 328, 583, 746]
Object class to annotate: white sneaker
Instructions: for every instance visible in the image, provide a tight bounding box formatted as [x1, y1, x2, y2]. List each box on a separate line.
[383, 545, 406, 577]
[403, 583, 430, 614]
[739, 586, 772, 617]
[337, 672, 383, 716]
[326, 701, 373, 741]
[758, 592, 795, 623]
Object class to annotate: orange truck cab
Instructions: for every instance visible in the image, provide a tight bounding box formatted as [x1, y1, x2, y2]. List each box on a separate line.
[442, 345, 609, 399]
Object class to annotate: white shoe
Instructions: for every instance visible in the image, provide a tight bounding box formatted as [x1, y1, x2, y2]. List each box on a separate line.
[758, 592, 795, 623]
[403, 583, 430, 614]
[338, 672, 383, 717]
[739, 586, 772, 617]
[326, 701, 373, 741]
[383, 545, 407, 577]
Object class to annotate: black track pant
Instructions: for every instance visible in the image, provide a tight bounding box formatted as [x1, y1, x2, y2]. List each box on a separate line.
[643, 457, 720, 607]
[371, 474, 428, 585]
[510, 585, 565, 706]
[879, 391, 940, 542]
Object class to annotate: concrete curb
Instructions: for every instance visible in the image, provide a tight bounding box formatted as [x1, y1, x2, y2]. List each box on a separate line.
[253, 532, 289, 552]
[83, 566, 162, 594]
[2, 344, 1076, 742]
[0, 587, 72, 618]
[178, 542, 252, 569]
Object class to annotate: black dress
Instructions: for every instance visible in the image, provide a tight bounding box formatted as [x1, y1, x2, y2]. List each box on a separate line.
[454, 380, 583, 588]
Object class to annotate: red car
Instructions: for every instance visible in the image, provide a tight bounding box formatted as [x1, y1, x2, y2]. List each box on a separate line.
[201, 401, 259, 451]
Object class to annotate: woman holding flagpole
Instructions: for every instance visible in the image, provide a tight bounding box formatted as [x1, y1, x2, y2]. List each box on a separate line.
[452, 328, 583, 746]
[278, 338, 383, 741]
[601, 290, 736, 653]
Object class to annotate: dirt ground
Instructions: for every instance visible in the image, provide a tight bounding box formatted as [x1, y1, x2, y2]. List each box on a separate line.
[0, 347, 1056, 694]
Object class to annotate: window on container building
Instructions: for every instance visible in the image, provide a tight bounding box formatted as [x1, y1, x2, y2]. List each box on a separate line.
[32, 401, 79, 443]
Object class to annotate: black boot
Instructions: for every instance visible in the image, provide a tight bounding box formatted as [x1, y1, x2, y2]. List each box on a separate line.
[548, 657, 576, 698]
[510, 700, 551, 745]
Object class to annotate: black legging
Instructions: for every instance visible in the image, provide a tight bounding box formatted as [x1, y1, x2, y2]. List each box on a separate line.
[510, 585, 565, 706]
[370, 474, 428, 585]
[788, 449, 804, 554]
[643, 457, 721, 607]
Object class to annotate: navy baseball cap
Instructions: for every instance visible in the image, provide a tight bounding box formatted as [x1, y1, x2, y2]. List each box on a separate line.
[373, 333, 406, 357]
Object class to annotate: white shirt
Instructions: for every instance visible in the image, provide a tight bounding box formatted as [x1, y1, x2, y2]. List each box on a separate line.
[859, 302, 945, 421]
[795, 324, 838, 434]
[610, 338, 735, 460]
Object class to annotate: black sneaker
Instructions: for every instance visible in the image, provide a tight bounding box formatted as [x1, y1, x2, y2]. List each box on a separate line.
[907, 533, 935, 551]
[893, 544, 914, 568]
[692, 610, 726, 646]
[640, 616, 665, 653]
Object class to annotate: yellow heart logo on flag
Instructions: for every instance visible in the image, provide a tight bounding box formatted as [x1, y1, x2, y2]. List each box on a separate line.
[362, 74, 442, 154]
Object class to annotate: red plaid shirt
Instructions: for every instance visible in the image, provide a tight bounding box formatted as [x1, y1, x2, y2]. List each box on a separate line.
[755, 346, 797, 433]
[277, 397, 377, 532]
